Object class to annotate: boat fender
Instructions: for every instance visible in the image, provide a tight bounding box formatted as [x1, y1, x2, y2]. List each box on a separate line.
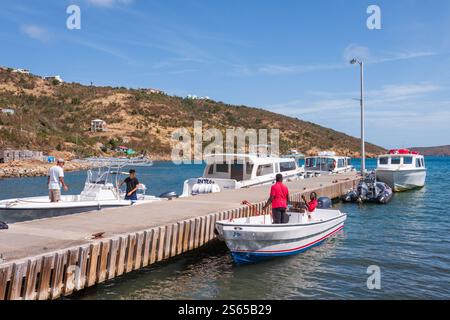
[192, 184, 200, 195]
[0, 221, 8, 230]
[211, 184, 221, 193]
[318, 197, 332, 209]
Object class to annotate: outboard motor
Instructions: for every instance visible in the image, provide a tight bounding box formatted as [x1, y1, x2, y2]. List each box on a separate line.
[0, 221, 8, 230]
[318, 197, 332, 209]
[357, 181, 369, 201]
[342, 190, 358, 202]
[158, 191, 179, 200]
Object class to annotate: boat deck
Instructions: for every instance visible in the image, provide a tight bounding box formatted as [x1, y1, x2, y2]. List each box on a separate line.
[0, 172, 360, 300]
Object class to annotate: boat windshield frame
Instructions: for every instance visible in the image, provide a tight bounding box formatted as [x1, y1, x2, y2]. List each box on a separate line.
[305, 156, 351, 172]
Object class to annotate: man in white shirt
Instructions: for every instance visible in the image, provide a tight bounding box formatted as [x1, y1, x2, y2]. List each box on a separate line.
[47, 159, 69, 202]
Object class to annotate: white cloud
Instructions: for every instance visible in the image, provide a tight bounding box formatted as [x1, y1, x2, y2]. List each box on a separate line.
[21, 24, 50, 42]
[343, 44, 371, 62]
[256, 63, 344, 76]
[368, 83, 442, 103]
[268, 83, 444, 116]
[250, 46, 437, 76]
[86, 0, 133, 7]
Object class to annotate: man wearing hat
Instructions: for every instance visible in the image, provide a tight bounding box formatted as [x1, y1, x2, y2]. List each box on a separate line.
[47, 159, 69, 202]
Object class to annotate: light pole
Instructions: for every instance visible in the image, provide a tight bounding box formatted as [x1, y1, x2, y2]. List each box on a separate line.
[350, 58, 366, 176]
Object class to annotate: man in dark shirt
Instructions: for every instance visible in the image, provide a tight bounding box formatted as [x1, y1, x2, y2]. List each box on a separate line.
[119, 169, 140, 203]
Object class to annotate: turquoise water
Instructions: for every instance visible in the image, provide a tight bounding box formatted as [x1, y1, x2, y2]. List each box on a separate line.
[1, 158, 450, 299]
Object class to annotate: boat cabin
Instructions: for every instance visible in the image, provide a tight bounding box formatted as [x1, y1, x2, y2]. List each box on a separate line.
[182, 153, 304, 197]
[203, 154, 301, 182]
[377, 149, 426, 170]
[304, 152, 353, 176]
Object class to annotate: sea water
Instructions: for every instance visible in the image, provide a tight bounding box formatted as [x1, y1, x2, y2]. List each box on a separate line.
[1, 158, 449, 299]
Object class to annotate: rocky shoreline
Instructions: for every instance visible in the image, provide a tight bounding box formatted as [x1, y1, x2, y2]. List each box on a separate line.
[0, 161, 96, 179]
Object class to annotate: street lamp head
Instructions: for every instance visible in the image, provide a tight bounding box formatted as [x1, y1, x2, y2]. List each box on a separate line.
[350, 58, 358, 65]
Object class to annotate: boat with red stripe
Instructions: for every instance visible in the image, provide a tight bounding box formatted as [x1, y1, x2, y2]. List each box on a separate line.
[216, 202, 347, 264]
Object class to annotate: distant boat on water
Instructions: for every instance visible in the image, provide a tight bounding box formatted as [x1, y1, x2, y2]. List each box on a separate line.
[375, 149, 427, 192]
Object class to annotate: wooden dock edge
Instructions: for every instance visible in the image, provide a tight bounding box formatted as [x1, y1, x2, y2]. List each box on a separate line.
[0, 178, 358, 300]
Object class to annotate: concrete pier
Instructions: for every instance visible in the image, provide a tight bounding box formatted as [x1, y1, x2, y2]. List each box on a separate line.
[0, 173, 360, 300]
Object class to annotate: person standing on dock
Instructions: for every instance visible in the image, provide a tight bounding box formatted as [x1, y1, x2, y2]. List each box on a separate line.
[263, 174, 290, 224]
[47, 159, 69, 202]
[118, 169, 140, 204]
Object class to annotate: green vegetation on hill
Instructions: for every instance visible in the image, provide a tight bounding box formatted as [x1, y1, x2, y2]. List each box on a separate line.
[0, 68, 385, 158]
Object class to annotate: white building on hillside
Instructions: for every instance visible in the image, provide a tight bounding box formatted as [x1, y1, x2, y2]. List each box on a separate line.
[187, 94, 210, 100]
[12, 68, 30, 74]
[1, 108, 15, 115]
[44, 75, 64, 83]
[91, 119, 107, 133]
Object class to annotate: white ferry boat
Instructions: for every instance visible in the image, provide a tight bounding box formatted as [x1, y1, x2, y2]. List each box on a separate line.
[181, 153, 305, 197]
[304, 151, 354, 177]
[375, 149, 426, 192]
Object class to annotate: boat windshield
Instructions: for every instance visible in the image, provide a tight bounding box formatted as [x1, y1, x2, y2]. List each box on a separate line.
[305, 157, 335, 171]
[204, 160, 253, 181]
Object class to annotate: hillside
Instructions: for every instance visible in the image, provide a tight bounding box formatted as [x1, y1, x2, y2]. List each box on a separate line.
[0, 67, 385, 159]
[411, 145, 450, 156]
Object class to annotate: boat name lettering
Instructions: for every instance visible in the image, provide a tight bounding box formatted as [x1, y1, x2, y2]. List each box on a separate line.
[197, 178, 215, 185]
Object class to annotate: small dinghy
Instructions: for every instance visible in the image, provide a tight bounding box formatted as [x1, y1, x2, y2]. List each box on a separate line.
[215, 200, 347, 264]
[342, 172, 393, 204]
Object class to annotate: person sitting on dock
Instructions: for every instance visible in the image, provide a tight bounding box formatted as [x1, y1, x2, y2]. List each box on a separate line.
[47, 159, 69, 203]
[119, 169, 140, 204]
[301, 192, 318, 219]
[263, 174, 290, 224]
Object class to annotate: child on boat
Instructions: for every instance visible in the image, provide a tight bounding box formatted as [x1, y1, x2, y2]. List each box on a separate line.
[302, 192, 318, 220]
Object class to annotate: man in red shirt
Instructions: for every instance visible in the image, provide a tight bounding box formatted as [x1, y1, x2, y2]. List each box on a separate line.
[263, 174, 290, 224]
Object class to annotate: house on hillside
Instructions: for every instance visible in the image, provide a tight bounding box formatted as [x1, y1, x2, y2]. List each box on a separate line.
[187, 94, 210, 100]
[0, 149, 43, 163]
[91, 119, 107, 133]
[44, 75, 64, 83]
[12, 68, 30, 75]
[147, 88, 165, 95]
[1, 108, 15, 115]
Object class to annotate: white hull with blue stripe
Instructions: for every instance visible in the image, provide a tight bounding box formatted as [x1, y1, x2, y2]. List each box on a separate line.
[216, 209, 347, 264]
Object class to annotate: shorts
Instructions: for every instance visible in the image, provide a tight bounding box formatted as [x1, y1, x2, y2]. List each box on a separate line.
[272, 207, 289, 224]
[125, 193, 138, 203]
[49, 189, 61, 202]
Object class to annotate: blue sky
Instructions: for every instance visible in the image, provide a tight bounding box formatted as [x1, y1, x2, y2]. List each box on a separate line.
[1, 0, 449, 149]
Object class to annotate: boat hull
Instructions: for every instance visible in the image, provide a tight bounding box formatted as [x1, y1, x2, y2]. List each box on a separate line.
[216, 210, 346, 264]
[0, 196, 161, 222]
[376, 169, 426, 192]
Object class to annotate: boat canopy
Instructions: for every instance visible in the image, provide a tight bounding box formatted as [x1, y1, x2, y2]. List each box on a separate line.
[388, 149, 420, 155]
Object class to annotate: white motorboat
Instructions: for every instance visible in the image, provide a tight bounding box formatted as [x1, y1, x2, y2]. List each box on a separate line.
[216, 207, 347, 264]
[181, 153, 305, 197]
[304, 151, 354, 178]
[375, 149, 427, 192]
[0, 164, 163, 219]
